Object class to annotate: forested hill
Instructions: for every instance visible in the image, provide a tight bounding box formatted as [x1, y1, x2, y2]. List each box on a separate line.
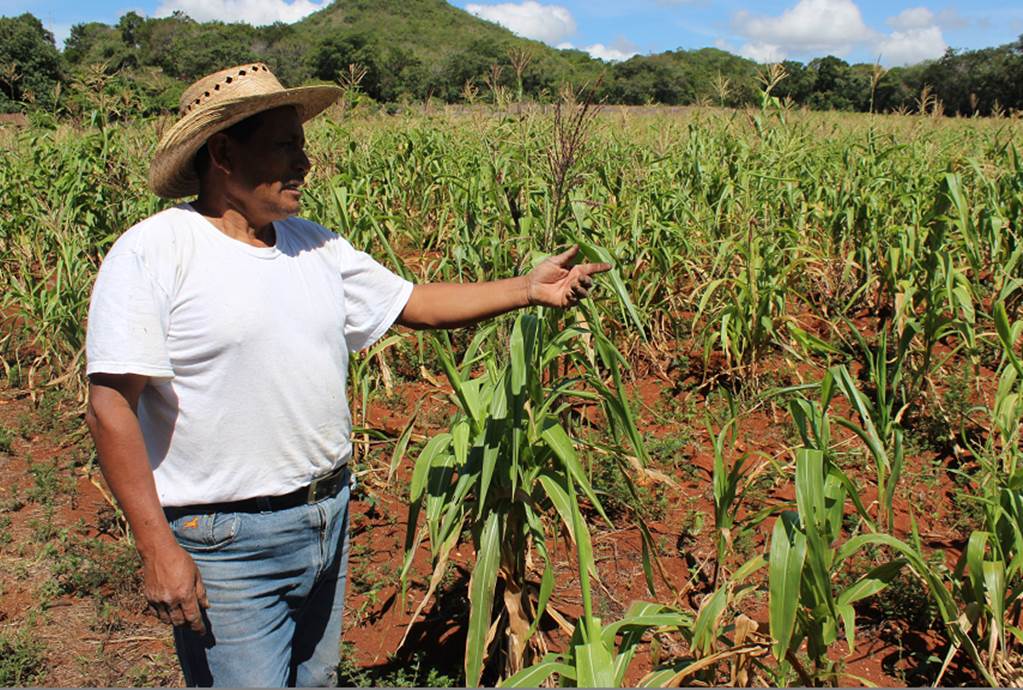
[1, 0, 1022, 118]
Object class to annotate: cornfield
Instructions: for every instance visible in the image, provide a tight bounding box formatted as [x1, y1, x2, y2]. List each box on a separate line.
[2, 92, 1023, 686]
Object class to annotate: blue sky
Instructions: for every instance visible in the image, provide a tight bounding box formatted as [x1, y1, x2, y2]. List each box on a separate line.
[5, 0, 1022, 67]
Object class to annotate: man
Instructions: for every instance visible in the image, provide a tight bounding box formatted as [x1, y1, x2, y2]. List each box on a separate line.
[85, 63, 608, 687]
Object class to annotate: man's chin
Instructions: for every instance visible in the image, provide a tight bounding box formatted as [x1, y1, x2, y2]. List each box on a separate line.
[271, 199, 301, 219]
[281, 193, 302, 216]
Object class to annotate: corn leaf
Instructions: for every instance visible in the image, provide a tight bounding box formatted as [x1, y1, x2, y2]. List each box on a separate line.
[499, 658, 575, 688]
[574, 640, 616, 688]
[541, 423, 611, 526]
[769, 511, 806, 662]
[465, 511, 502, 686]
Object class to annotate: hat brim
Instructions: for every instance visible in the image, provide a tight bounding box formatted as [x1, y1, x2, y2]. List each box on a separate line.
[148, 84, 343, 199]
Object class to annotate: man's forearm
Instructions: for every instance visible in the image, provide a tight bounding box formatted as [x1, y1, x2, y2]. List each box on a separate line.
[398, 276, 531, 329]
[86, 391, 177, 560]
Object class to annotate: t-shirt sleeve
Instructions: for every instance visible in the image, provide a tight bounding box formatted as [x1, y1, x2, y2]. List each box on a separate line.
[337, 238, 414, 353]
[86, 247, 174, 380]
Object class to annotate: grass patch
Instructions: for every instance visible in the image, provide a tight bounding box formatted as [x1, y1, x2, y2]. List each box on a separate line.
[0, 425, 12, 454]
[590, 454, 668, 522]
[337, 642, 459, 687]
[25, 458, 74, 506]
[49, 531, 142, 600]
[0, 628, 46, 686]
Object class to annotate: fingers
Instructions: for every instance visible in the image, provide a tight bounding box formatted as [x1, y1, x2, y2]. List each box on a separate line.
[180, 597, 207, 635]
[551, 247, 612, 276]
[149, 597, 206, 634]
[169, 603, 187, 628]
[195, 570, 209, 610]
[566, 280, 590, 306]
[149, 601, 172, 626]
[550, 244, 580, 266]
[532, 248, 613, 308]
[578, 261, 613, 276]
[192, 571, 210, 634]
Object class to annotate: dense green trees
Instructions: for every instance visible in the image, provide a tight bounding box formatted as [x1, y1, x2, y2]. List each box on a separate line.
[0, 14, 63, 111]
[1, 1, 1021, 117]
[64, 23, 132, 71]
[922, 43, 1023, 115]
[313, 34, 433, 101]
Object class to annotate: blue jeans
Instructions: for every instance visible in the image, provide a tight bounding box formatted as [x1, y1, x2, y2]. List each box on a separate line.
[167, 468, 352, 687]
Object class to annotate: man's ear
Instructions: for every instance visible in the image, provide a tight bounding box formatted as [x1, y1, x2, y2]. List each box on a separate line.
[206, 132, 234, 176]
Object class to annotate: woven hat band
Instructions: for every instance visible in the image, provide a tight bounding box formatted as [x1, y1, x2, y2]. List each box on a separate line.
[178, 64, 283, 118]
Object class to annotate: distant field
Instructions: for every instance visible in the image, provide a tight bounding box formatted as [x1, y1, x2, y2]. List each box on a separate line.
[1, 101, 1021, 686]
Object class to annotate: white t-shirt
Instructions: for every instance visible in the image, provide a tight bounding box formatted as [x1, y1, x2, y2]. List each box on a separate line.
[86, 204, 413, 506]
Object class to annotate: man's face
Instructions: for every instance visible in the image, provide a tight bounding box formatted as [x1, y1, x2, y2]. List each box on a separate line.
[222, 106, 311, 223]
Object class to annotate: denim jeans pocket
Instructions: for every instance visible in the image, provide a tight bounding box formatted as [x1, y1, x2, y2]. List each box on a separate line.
[170, 512, 241, 552]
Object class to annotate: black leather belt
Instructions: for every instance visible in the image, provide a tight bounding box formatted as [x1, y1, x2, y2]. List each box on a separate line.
[163, 463, 349, 521]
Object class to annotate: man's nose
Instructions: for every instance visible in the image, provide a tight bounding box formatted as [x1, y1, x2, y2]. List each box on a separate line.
[296, 149, 311, 175]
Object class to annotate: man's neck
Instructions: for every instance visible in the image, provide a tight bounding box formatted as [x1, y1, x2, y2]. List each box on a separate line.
[192, 196, 276, 248]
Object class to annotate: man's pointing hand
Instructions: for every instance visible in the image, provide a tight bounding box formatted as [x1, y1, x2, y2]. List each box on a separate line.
[526, 245, 612, 309]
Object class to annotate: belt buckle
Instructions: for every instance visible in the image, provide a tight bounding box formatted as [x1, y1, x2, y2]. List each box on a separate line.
[306, 466, 341, 504]
[306, 475, 325, 503]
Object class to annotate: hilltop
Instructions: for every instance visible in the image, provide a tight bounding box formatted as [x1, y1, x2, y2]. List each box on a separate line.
[45, 0, 605, 107]
[295, 0, 558, 66]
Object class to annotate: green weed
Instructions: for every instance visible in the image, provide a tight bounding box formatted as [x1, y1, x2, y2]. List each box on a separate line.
[49, 533, 141, 599]
[336, 642, 460, 688]
[0, 629, 45, 686]
[0, 425, 12, 454]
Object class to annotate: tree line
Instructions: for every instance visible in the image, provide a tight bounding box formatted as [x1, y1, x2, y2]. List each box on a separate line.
[2, 10, 1022, 119]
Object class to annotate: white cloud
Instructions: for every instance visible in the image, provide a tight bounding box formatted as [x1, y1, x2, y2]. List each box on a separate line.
[154, 0, 327, 25]
[732, 0, 876, 60]
[876, 25, 946, 65]
[876, 7, 948, 65]
[556, 41, 637, 62]
[729, 0, 949, 66]
[584, 43, 637, 62]
[465, 1, 576, 45]
[739, 41, 787, 63]
[887, 7, 934, 31]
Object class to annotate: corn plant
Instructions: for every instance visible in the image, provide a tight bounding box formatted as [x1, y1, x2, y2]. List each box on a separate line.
[934, 302, 1023, 685]
[400, 310, 646, 684]
[943, 488, 1023, 685]
[828, 363, 905, 532]
[871, 177, 977, 402]
[503, 557, 770, 688]
[707, 412, 774, 588]
[768, 449, 911, 685]
[500, 468, 692, 688]
[694, 225, 805, 377]
[985, 302, 1023, 480]
[786, 367, 883, 530]
[639, 555, 769, 687]
[500, 599, 694, 688]
[771, 432, 996, 686]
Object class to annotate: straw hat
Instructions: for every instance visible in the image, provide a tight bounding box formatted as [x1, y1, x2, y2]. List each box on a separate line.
[149, 63, 342, 199]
